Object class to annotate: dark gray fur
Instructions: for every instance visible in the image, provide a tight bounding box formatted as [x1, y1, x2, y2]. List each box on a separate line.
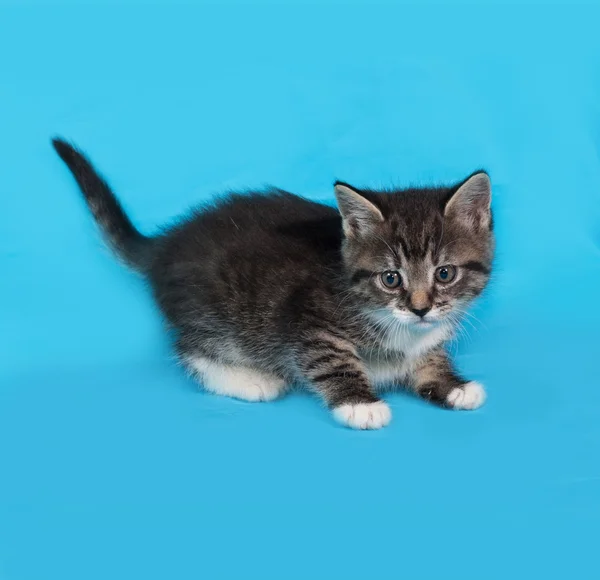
[52, 138, 494, 426]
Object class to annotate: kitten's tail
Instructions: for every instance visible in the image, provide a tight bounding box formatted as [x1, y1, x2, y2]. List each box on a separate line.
[52, 138, 153, 273]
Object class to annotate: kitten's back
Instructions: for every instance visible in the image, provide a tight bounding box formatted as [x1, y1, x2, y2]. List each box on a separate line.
[148, 191, 345, 323]
[155, 191, 342, 268]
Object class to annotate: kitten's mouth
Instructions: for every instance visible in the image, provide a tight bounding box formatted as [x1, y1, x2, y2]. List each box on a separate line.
[412, 313, 449, 328]
[388, 308, 441, 328]
[413, 318, 436, 328]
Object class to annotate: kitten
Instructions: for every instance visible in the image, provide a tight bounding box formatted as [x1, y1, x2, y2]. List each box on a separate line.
[52, 138, 494, 430]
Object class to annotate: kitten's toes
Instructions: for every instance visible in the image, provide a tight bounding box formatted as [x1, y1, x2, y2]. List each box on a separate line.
[332, 401, 392, 430]
[446, 381, 486, 410]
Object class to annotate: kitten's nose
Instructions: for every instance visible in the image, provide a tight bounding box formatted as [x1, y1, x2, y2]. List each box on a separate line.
[410, 306, 431, 318]
[409, 290, 432, 317]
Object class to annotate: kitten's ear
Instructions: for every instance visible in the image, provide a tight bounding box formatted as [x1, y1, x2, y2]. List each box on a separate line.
[334, 182, 384, 237]
[444, 171, 492, 229]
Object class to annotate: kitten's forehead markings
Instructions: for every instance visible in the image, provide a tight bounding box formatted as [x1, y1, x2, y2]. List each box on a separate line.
[427, 235, 438, 261]
[395, 239, 409, 265]
[372, 232, 401, 266]
[385, 255, 398, 270]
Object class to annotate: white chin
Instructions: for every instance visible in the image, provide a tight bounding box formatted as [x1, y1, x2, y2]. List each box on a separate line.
[412, 319, 437, 328]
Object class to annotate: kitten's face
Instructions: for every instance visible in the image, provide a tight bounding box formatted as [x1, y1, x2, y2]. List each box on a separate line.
[335, 173, 494, 330]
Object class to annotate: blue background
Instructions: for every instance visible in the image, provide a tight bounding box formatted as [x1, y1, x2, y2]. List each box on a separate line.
[1, 2, 600, 578]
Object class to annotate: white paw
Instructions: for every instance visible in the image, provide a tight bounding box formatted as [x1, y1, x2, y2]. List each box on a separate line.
[241, 379, 283, 402]
[446, 381, 486, 410]
[333, 401, 392, 430]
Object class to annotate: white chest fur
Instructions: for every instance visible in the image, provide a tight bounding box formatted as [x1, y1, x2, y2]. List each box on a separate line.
[381, 322, 450, 357]
[362, 323, 450, 389]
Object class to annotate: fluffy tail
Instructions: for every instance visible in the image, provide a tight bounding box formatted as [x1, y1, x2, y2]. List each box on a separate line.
[52, 138, 153, 272]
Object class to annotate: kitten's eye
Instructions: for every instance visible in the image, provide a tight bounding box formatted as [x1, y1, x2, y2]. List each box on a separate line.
[435, 265, 457, 284]
[381, 270, 402, 289]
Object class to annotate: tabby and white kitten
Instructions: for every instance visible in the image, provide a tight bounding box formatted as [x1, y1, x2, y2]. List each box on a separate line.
[53, 138, 494, 430]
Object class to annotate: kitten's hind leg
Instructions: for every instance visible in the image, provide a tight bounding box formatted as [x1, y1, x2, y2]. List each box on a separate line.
[186, 357, 286, 402]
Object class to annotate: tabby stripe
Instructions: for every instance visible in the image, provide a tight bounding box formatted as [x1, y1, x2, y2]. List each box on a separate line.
[462, 261, 490, 275]
[304, 353, 342, 371]
[300, 339, 353, 356]
[350, 269, 373, 284]
[312, 370, 363, 383]
[322, 362, 356, 374]
[397, 238, 413, 260]
[303, 318, 349, 342]
[310, 353, 339, 365]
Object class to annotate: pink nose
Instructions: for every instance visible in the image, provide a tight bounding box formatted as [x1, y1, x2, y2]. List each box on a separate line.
[409, 290, 432, 316]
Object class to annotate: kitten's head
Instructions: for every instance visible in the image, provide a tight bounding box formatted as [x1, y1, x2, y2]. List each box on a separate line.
[335, 172, 494, 330]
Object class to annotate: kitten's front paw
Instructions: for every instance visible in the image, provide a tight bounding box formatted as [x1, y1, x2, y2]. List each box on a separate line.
[446, 381, 486, 410]
[333, 401, 392, 430]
